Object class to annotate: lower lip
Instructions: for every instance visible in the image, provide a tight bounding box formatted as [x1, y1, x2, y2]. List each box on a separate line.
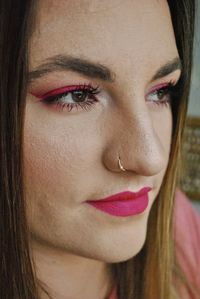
[86, 193, 149, 217]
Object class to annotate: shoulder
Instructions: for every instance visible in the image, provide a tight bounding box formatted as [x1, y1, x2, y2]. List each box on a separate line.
[173, 189, 200, 297]
[173, 189, 200, 254]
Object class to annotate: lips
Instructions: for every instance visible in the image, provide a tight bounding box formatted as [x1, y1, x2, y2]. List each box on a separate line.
[86, 187, 152, 217]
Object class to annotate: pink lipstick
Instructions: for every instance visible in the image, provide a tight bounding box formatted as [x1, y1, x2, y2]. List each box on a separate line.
[86, 187, 152, 217]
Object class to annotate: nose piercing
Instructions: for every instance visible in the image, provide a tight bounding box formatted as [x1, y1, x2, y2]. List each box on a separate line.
[118, 156, 126, 172]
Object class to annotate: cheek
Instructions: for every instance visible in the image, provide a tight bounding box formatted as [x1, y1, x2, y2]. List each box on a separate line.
[150, 107, 172, 191]
[23, 104, 101, 207]
[151, 107, 173, 157]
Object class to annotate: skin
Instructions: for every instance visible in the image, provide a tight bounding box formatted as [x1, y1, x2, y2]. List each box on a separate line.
[24, 0, 181, 298]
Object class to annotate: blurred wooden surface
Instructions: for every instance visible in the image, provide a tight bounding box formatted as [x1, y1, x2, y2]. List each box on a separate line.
[180, 117, 200, 201]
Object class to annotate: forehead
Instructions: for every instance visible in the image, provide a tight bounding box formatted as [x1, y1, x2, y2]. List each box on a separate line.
[30, 0, 178, 80]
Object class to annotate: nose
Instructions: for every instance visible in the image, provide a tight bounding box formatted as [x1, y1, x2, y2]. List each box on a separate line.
[102, 103, 171, 177]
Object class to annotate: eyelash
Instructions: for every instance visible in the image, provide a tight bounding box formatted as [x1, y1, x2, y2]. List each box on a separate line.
[146, 81, 179, 107]
[38, 81, 179, 113]
[39, 84, 100, 112]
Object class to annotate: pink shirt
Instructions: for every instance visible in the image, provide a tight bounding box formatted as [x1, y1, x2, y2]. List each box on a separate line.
[107, 189, 200, 299]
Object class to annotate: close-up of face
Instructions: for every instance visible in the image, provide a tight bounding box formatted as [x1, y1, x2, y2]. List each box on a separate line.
[24, 0, 181, 264]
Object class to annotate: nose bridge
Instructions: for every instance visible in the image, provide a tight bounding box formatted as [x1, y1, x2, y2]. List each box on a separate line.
[114, 104, 166, 176]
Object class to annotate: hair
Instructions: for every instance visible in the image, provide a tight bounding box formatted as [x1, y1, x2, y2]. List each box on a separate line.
[0, 1, 197, 299]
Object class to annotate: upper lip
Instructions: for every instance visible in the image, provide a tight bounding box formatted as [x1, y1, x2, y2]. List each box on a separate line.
[87, 187, 152, 203]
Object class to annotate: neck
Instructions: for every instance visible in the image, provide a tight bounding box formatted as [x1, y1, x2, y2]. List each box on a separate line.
[30, 239, 114, 299]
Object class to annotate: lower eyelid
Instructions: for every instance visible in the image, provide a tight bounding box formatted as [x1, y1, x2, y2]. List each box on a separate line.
[35, 90, 100, 113]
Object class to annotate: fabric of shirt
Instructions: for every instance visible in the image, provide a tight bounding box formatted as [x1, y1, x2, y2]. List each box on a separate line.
[173, 189, 200, 298]
[107, 189, 200, 299]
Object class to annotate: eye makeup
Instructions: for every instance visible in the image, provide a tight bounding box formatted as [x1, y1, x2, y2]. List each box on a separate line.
[31, 83, 101, 112]
[145, 80, 180, 107]
[30, 76, 181, 114]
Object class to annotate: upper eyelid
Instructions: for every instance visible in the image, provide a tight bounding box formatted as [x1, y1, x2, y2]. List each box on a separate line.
[31, 84, 100, 99]
[147, 83, 173, 94]
[30, 70, 181, 101]
[146, 73, 181, 95]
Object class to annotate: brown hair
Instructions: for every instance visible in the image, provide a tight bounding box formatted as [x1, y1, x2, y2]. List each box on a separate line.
[0, 1, 197, 298]
[0, 1, 39, 298]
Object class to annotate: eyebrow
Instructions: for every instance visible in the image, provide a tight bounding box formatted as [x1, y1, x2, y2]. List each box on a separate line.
[151, 57, 182, 81]
[28, 55, 115, 82]
[28, 55, 182, 83]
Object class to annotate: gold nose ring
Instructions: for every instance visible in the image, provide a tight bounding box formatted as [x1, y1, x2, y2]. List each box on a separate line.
[118, 156, 126, 172]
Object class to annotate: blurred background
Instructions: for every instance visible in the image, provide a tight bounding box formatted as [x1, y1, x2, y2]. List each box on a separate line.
[180, 1, 200, 213]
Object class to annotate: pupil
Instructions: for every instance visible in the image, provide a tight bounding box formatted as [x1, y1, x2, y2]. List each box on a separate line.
[157, 89, 165, 99]
[72, 90, 87, 102]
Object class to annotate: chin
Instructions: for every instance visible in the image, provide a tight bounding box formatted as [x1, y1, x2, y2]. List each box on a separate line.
[81, 231, 147, 264]
[104, 239, 146, 264]
[97, 223, 148, 264]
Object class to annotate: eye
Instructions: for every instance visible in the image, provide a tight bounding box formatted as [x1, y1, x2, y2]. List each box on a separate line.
[146, 82, 177, 107]
[145, 81, 181, 106]
[35, 84, 101, 112]
[70, 90, 91, 102]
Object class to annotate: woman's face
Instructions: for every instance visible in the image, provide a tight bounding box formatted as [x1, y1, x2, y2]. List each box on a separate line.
[25, 0, 180, 262]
